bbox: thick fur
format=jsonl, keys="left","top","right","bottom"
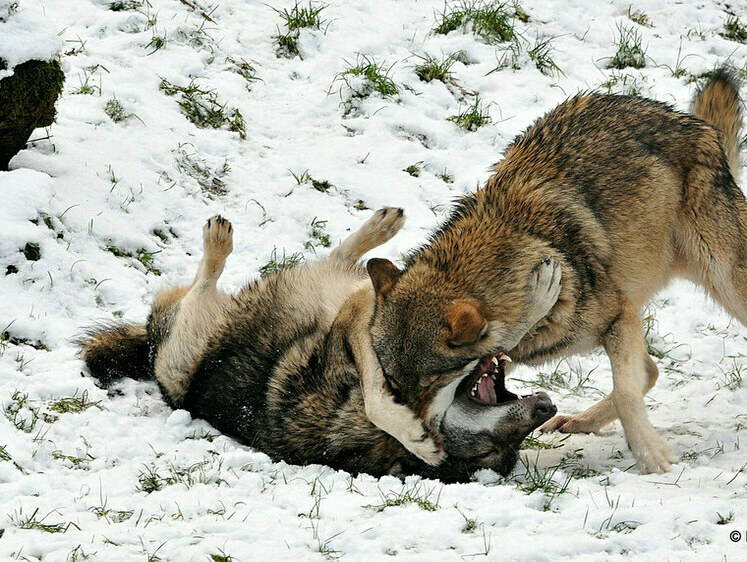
{"left": 367, "top": 70, "right": 746, "bottom": 474}
{"left": 81, "top": 209, "right": 552, "bottom": 482}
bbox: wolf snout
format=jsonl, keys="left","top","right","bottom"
{"left": 529, "top": 392, "right": 556, "bottom": 422}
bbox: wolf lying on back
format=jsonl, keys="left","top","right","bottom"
{"left": 364, "top": 70, "right": 746, "bottom": 474}
{"left": 81, "top": 209, "right": 557, "bottom": 482}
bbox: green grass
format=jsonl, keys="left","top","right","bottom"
{"left": 145, "top": 29, "right": 168, "bottom": 54}
{"left": 104, "top": 97, "right": 131, "bottom": 122}
{"left": 3, "top": 391, "right": 40, "bottom": 433}
{"left": 433, "top": 0, "right": 524, "bottom": 44}
{"left": 719, "top": 361, "right": 744, "bottom": 391}
{"left": 272, "top": 1, "right": 328, "bottom": 57}
{"left": 48, "top": 390, "right": 102, "bottom": 414}
{"left": 105, "top": 245, "right": 162, "bottom": 275}
{"left": 722, "top": 15, "right": 747, "bottom": 43}
{"left": 227, "top": 56, "right": 261, "bottom": 85}
{"left": 259, "top": 248, "right": 305, "bottom": 278}
{"left": 528, "top": 36, "right": 563, "bottom": 77}
{"left": 716, "top": 511, "right": 734, "bottom": 525}
{"left": 404, "top": 161, "right": 423, "bottom": 177}
{"left": 304, "top": 217, "right": 331, "bottom": 251}
{"left": 448, "top": 96, "right": 491, "bottom": 130}
{"left": 511, "top": 453, "right": 572, "bottom": 511}
{"left": 173, "top": 144, "right": 230, "bottom": 197}
{"left": 600, "top": 71, "right": 647, "bottom": 97}
{"left": 109, "top": 0, "right": 142, "bottom": 10}
{"left": 288, "top": 169, "right": 334, "bottom": 192}
{"left": 159, "top": 79, "right": 246, "bottom": 139}
{"left": 8, "top": 507, "right": 79, "bottom": 534}
{"left": 335, "top": 55, "right": 399, "bottom": 104}
{"left": 607, "top": 23, "right": 646, "bottom": 69}
{"left": 413, "top": 53, "right": 457, "bottom": 83}
{"left": 366, "top": 482, "right": 441, "bottom": 512}
{"left": 627, "top": 6, "right": 650, "bottom": 27}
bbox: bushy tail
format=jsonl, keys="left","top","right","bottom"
{"left": 691, "top": 67, "right": 742, "bottom": 182}
{"left": 79, "top": 323, "right": 151, "bottom": 386}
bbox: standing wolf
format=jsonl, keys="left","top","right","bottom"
{"left": 365, "top": 69, "right": 745, "bottom": 474}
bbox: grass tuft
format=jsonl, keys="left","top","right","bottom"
{"left": 366, "top": 482, "right": 441, "bottom": 512}
{"left": 448, "top": 96, "right": 492, "bottom": 130}
{"left": 433, "top": 0, "right": 524, "bottom": 44}
{"left": 272, "top": 1, "right": 328, "bottom": 58}
{"left": 334, "top": 55, "right": 399, "bottom": 108}
{"left": 304, "top": 218, "right": 331, "bottom": 251}
{"left": 722, "top": 15, "right": 747, "bottom": 43}
{"left": 626, "top": 6, "right": 650, "bottom": 27}
{"left": 413, "top": 53, "right": 457, "bottom": 83}
{"left": 48, "top": 390, "right": 102, "bottom": 414}
{"left": 159, "top": 79, "right": 246, "bottom": 139}
{"left": 260, "top": 248, "right": 305, "bottom": 278}
{"left": 109, "top": 0, "right": 142, "bottom": 10}
{"left": 607, "top": 23, "right": 646, "bottom": 69}
{"left": 8, "top": 507, "right": 80, "bottom": 534}
{"left": 104, "top": 97, "right": 131, "bottom": 122}
{"left": 404, "top": 161, "right": 423, "bottom": 177}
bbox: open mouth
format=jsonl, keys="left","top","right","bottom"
{"left": 461, "top": 351, "right": 519, "bottom": 406}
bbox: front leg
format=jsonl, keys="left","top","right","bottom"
{"left": 495, "top": 257, "right": 562, "bottom": 350}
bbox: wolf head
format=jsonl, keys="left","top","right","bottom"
{"left": 366, "top": 250, "right": 556, "bottom": 472}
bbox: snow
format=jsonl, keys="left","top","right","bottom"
{"left": 0, "top": 1, "right": 63, "bottom": 78}
{"left": 0, "top": 0, "right": 746, "bottom": 560}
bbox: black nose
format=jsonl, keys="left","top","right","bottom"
{"left": 533, "top": 396, "right": 556, "bottom": 421}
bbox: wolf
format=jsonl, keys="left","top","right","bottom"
{"left": 81, "top": 209, "right": 557, "bottom": 482}
{"left": 364, "top": 69, "right": 745, "bottom": 474}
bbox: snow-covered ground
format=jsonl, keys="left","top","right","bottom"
{"left": 1, "top": 0, "right": 746, "bottom": 559}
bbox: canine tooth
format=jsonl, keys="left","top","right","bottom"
{"left": 491, "top": 357, "right": 500, "bottom": 367}
{"left": 498, "top": 352, "right": 512, "bottom": 363}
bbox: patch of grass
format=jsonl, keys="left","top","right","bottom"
{"left": 448, "top": 95, "right": 492, "bottom": 130}
{"left": 528, "top": 36, "right": 563, "bottom": 77}
{"left": 89, "top": 502, "right": 134, "bottom": 523}
{"left": 304, "top": 217, "right": 331, "bottom": 251}
{"left": 137, "top": 465, "right": 176, "bottom": 493}
{"left": 600, "top": 70, "right": 647, "bottom": 96}
{"left": 210, "top": 550, "right": 236, "bottom": 562}
{"left": 437, "top": 169, "right": 454, "bottom": 183}
{"left": 259, "top": 247, "right": 305, "bottom": 278}
{"left": 104, "top": 97, "right": 131, "bottom": 122}
{"left": 145, "top": 29, "right": 168, "bottom": 54}
{"left": 109, "top": 0, "right": 142, "bottom": 10}
{"left": 227, "top": 56, "right": 261, "bottom": 86}
{"left": 512, "top": 453, "right": 571, "bottom": 510}
{"left": 334, "top": 55, "right": 399, "bottom": 106}
{"left": 48, "top": 390, "right": 102, "bottom": 414}
{"left": 433, "top": 0, "right": 523, "bottom": 44}
{"left": 272, "top": 1, "right": 328, "bottom": 58}
{"left": 3, "top": 391, "right": 40, "bottom": 433}
{"left": 289, "top": 169, "right": 334, "bottom": 193}
{"left": 607, "top": 23, "right": 646, "bottom": 69}
{"left": 517, "top": 363, "right": 594, "bottom": 395}
{"left": 716, "top": 511, "right": 734, "bottom": 525}
{"left": 718, "top": 361, "right": 744, "bottom": 391}
{"left": 366, "top": 482, "right": 441, "bottom": 512}
{"left": 521, "top": 433, "right": 568, "bottom": 450}
{"left": 413, "top": 53, "right": 457, "bottom": 83}
{"left": 22, "top": 242, "right": 41, "bottom": 261}
{"left": 105, "top": 245, "right": 162, "bottom": 275}
{"left": 72, "top": 66, "right": 104, "bottom": 95}
{"left": 404, "top": 161, "right": 423, "bottom": 177}
{"left": 627, "top": 6, "right": 650, "bottom": 27}
{"left": 173, "top": 144, "right": 230, "bottom": 197}
{"left": 8, "top": 507, "right": 79, "bottom": 534}
{"left": 722, "top": 15, "right": 747, "bottom": 43}
{"left": 159, "top": 79, "right": 246, "bottom": 139}
{"left": 52, "top": 449, "right": 95, "bottom": 468}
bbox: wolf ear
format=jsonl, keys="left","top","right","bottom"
{"left": 445, "top": 299, "right": 487, "bottom": 346}
{"left": 367, "top": 258, "right": 402, "bottom": 299}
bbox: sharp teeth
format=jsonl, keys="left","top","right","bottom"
{"left": 491, "top": 357, "right": 499, "bottom": 367}
{"left": 471, "top": 384, "right": 478, "bottom": 396}
{"left": 498, "top": 352, "right": 512, "bottom": 363}
{"left": 490, "top": 374, "right": 496, "bottom": 381}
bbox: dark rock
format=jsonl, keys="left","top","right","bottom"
{"left": 0, "top": 58, "right": 65, "bottom": 170}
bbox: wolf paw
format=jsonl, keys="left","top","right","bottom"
{"left": 628, "top": 432, "right": 677, "bottom": 474}
{"left": 540, "top": 414, "right": 601, "bottom": 434}
{"left": 526, "top": 257, "right": 561, "bottom": 326}
{"left": 363, "top": 207, "right": 405, "bottom": 246}
{"left": 203, "top": 215, "right": 233, "bottom": 259}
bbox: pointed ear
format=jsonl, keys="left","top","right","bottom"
{"left": 445, "top": 299, "right": 487, "bottom": 346}
{"left": 366, "top": 258, "right": 402, "bottom": 299}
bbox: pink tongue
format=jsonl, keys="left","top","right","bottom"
{"left": 477, "top": 375, "right": 497, "bottom": 404}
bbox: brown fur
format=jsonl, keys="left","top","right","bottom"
{"left": 367, "top": 69, "right": 746, "bottom": 474}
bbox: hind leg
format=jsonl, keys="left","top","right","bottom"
{"left": 151, "top": 216, "right": 233, "bottom": 406}
{"left": 540, "top": 354, "right": 659, "bottom": 434}
{"left": 330, "top": 207, "right": 405, "bottom": 263}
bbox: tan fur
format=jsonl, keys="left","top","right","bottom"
{"left": 367, "top": 70, "right": 746, "bottom": 474}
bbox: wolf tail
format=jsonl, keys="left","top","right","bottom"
{"left": 691, "top": 67, "right": 742, "bottom": 182}
{"left": 79, "top": 323, "right": 151, "bottom": 386}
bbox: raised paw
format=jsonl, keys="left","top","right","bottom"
{"left": 526, "top": 257, "right": 562, "bottom": 326}
{"left": 362, "top": 207, "right": 405, "bottom": 246}
{"left": 203, "top": 215, "right": 233, "bottom": 260}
